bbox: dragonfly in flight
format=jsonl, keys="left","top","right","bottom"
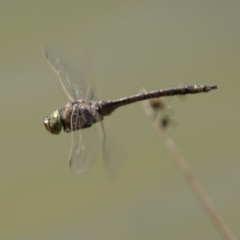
{"left": 43, "top": 47, "right": 217, "bottom": 174}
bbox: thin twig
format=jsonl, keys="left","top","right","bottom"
{"left": 142, "top": 91, "right": 237, "bottom": 240}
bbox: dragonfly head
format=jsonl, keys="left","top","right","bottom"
{"left": 43, "top": 110, "right": 62, "bottom": 134}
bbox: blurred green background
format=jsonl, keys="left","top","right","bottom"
{"left": 0, "top": 1, "right": 239, "bottom": 239}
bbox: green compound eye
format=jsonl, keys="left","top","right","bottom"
{"left": 43, "top": 110, "right": 62, "bottom": 134}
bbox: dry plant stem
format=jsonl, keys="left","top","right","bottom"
{"left": 142, "top": 97, "right": 237, "bottom": 240}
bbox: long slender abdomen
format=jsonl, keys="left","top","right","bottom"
{"left": 100, "top": 85, "right": 217, "bottom": 116}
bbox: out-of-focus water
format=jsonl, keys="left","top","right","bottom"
{"left": 0, "top": 1, "right": 240, "bottom": 239}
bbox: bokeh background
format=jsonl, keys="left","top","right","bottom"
{"left": 0, "top": 1, "right": 239, "bottom": 239}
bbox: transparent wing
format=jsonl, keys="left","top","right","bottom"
{"left": 44, "top": 46, "right": 94, "bottom": 101}
{"left": 68, "top": 117, "right": 123, "bottom": 176}
{"left": 99, "top": 122, "right": 125, "bottom": 178}
{"left": 68, "top": 110, "right": 100, "bottom": 175}
{"left": 69, "top": 127, "right": 100, "bottom": 175}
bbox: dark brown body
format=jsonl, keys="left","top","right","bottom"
{"left": 59, "top": 85, "right": 217, "bottom": 132}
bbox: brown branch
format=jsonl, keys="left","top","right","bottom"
{"left": 142, "top": 92, "right": 237, "bottom": 240}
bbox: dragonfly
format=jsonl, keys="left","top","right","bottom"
{"left": 43, "top": 47, "right": 217, "bottom": 174}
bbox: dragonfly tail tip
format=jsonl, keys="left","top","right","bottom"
{"left": 204, "top": 85, "right": 218, "bottom": 92}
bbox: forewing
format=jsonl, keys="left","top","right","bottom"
{"left": 68, "top": 111, "right": 100, "bottom": 175}
{"left": 68, "top": 127, "right": 100, "bottom": 175}
{"left": 45, "top": 47, "right": 93, "bottom": 101}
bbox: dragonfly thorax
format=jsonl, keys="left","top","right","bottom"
{"left": 59, "top": 100, "right": 104, "bottom": 133}
{"left": 44, "top": 110, "right": 62, "bottom": 134}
